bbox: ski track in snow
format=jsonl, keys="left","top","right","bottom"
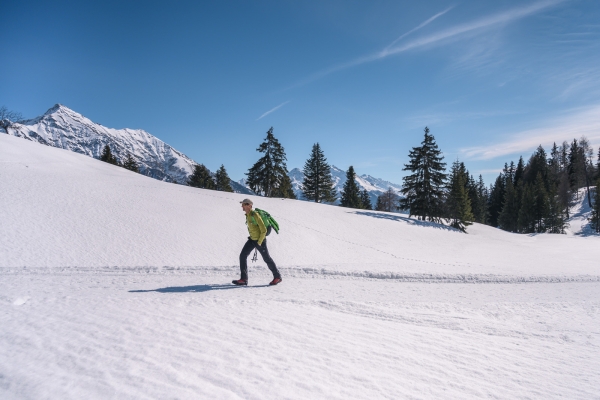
{"left": 1, "top": 134, "right": 599, "bottom": 399}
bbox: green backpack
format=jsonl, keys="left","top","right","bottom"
{"left": 251, "top": 208, "right": 280, "bottom": 235}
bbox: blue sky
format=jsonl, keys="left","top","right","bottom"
{"left": 2, "top": 0, "right": 600, "bottom": 185}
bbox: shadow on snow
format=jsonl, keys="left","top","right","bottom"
{"left": 353, "top": 211, "right": 459, "bottom": 232}
{"left": 129, "top": 284, "right": 269, "bottom": 293}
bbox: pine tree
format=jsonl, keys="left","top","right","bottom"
{"left": 246, "top": 127, "right": 293, "bottom": 198}
{"left": 589, "top": 177, "right": 600, "bottom": 233}
{"left": 499, "top": 178, "right": 519, "bottom": 232}
{"left": 340, "top": 166, "right": 362, "bottom": 208}
{"left": 476, "top": 175, "right": 489, "bottom": 224}
{"left": 302, "top": 143, "right": 337, "bottom": 203}
{"left": 123, "top": 153, "right": 139, "bottom": 173}
{"left": 400, "top": 127, "right": 447, "bottom": 222}
{"left": 188, "top": 164, "right": 215, "bottom": 189}
{"left": 100, "top": 144, "right": 118, "bottom": 165}
{"left": 533, "top": 172, "right": 549, "bottom": 233}
{"left": 445, "top": 160, "right": 474, "bottom": 232}
{"left": 546, "top": 185, "right": 568, "bottom": 234}
{"left": 272, "top": 174, "right": 297, "bottom": 199}
{"left": 568, "top": 139, "right": 583, "bottom": 195}
{"left": 360, "top": 189, "right": 373, "bottom": 210}
{"left": 488, "top": 174, "right": 505, "bottom": 227}
{"left": 514, "top": 156, "right": 525, "bottom": 186}
{"left": 518, "top": 184, "right": 536, "bottom": 233}
{"left": 215, "top": 164, "right": 234, "bottom": 192}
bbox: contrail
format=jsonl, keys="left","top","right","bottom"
{"left": 257, "top": 101, "right": 291, "bottom": 121}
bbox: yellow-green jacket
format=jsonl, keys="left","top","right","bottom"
{"left": 246, "top": 210, "right": 267, "bottom": 245}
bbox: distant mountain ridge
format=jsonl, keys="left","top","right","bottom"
{"left": 3, "top": 104, "right": 252, "bottom": 194}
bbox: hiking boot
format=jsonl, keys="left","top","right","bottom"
{"left": 269, "top": 277, "right": 282, "bottom": 286}
{"left": 232, "top": 279, "right": 247, "bottom": 286}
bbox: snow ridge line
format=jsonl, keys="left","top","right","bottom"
{"left": 2, "top": 266, "right": 599, "bottom": 283}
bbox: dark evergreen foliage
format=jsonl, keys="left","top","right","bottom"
{"left": 340, "top": 166, "right": 362, "bottom": 208}
{"left": 360, "top": 189, "right": 373, "bottom": 210}
{"left": 589, "top": 178, "right": 600, "bottom": 233}
{"left": 487, "top": 174, "right": 505, "bottom": 227}
{"left": 123, "top": 153, "right": 139, "bottom": 173}
{"left": 246, "top": 127, "right": 294, "bottom": 198}
{"left": 100, "top": 144, "right": 119, "bottom": 165}
{"left": 188, "top": 164, "right": 215, "bottom": 189}
{"left": 445, "top": 160, "right": 474, "bottom": 232}
{"left": 475, "top": 175, "right": 489, "bottom": 224}
{"left": 498, "top": 179, "right": 519, "bottom": 232}
{"left": 215, "top": 165, "right": 234, "bottom": 192}
{"left": 302, "top": 143, "right": 337, "bottom": 203}
{"left": 517, "top": 184, "right": 536, "bottom": 233}
{"left": 400, "top": 127, "right": 447, "bottom": 222}
{"left": 532, "top": 173, "right": 549, "bottom": 232}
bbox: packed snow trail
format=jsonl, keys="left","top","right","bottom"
{"left": 2, "top": 274, "right": 599, "bottom": 399}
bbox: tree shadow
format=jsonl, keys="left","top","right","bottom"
{"left": 129, "top": 284, "right": 269, "bottom": 293}
{"left": 352, "top": 211, "right": 459, "bottom": 232}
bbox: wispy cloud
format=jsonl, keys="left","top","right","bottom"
{"left": 257, "top": 101, "right": 290, "bottom": 120}
{"left": 290, "top": 0, "right": 562, "bottom": 88}
{"left": 461, "top": 104, "right": 600, "bottom": 160}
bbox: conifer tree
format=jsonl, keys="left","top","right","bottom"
{"left": 488, "top": 174, "right": 505, "bottom": 227}
{"left": 523, "top": 146, "right": 548, "bottom": 188}
{"left": 272, "top": 174, "right": 297, "bottom": 199}
{"left": 188, "top": 164, "right": 215, "bottom": 189}
{"left": 533, "top": 173, "right": 549, "bottom": 233}
{"left": 546, "top": 185, "right": 568, "bottom": 234}
{"left": 518, "top": 184, "right": 536, "bottom": 233}
{"left": 476, "top": 175, "right": 489, "bottom": 224}
{"left": 302, "top": 143, "right": 337, "bottom": 203}
{"left": 340, "top": 166, "right": 362, "bottom": 208}
{"left": 122, "top": 153, "right": 139, "bottom": 173}
{"left": 360, "top": 189, "right": 373, "bottom": 210}
{"left": 246, "top": 127, "right": 293, "bottom": 198}
{"left": 514, "top": 156, "right": 525, "bottom": 186}
{"left": 215, "top": 164, "right": 234, "bottom": 192}
{"left": 100, "top": 144, "right": 118, "bottom": 165}
{"left": 589, "top": 177, "right": 600, "bottom": 233}
{"left": 400, "top": 127, "right": 447, "bottom": 222}
{"left": 499, "top": 179, "right": 519, "bottom": 232}
{"left": 445, "top": 160, "right": 474, "bottom": 232}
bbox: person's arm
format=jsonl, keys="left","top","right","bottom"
{"left": 255, "top": 211, "right": 267, "bottom": 245}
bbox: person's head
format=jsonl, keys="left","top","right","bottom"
{"left": 240, "top": 199, "right": 253, "bottom": 214}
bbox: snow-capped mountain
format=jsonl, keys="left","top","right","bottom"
{"left": 3, "top": 104, "right": 252, "bottom": 193}
{"left": 289, "top": 165, "right": 402, "bottom": 205}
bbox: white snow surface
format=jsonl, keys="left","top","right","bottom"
{"left": 1, "top": 134, "right": 599, "bottom": 399}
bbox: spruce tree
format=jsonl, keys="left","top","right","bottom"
{"left": 215, "top": 165, "right": 234, "bottom": 192}
{"left": 514, "top": 156, "right": 525, "bottom": 186}
{"left": 188, "top": 164, "right": 215, "bottom": 189}
{"left": 546, "top": 185, "right": 568, "bottom": 234}
{"left": 360, "top": 189, "right": 373, "bottom": 210}
{"left": 246, "top": 127, "right": 293, "bottom": 198}
{"left": 302, "top": 143, "right": 337, "bottom": 203}
{"left": 272, "top": 174, "right": 297, "bottom": 199}
{"left": 100, "top": 144, "right": 118, "bottom": 165}
{"left": 476, "top": 175, "right": 489, "bottom": 224}
{"left": 533, "top": 172, "right": 549, "bottom": 233}
{"left": 340, "top": 166, "right": 362, "bottom": 208}
{"left": 123, "top": 153, "right": 139, "bottom": 173}
{"left": 488, "top": 174, "right": 505, "bottom": 227}
{"left": 400, "top": 127, "right": 447, "bottom": 222}
{"left": 589, "top": 177, "right": 600, "bottom": 233}
{"left": 498, "top": 179, "right": 519, "bottom": 232}
{"left": 445, "top": 160, "right": 474, "bottom": 232}
{"left": 518, "top": 184, "right": 536, "bottom": 233}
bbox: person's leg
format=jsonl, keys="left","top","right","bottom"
{"left": 239, "top": 239, "right": 255, "bottom": 280}
{"left": 256, "top": 239, "right": 281, "bottom": 279}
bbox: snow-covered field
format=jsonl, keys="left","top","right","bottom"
{"left": 1, "top": 134, "right": 599, "bottom": 399}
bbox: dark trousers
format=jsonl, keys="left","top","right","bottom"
{"left": 239, "top": 238, "right": 280, "bottom": 280}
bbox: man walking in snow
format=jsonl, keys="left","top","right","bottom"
{"left": 232, "top": 199, "right": 282, "bottom": 286}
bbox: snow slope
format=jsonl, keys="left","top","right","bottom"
{"left": 1, "top": 134, "right": 599, "bottom": 399}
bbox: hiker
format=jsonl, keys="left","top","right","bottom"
{"left": 232, "top": 199, "right": 282, "bottom": 286}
